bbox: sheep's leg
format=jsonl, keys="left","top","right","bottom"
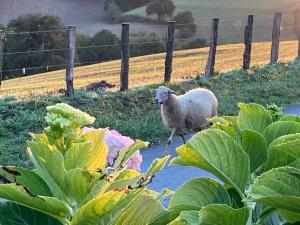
{"left": 164, "top": 128, "right": 177, "bottom": 155}
{"left": 180, "top": 134, "right": 186, "bottom": 144}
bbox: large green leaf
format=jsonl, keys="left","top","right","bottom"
{"left": 237, "top": 103, "right": 273, "bottom": 133}
{"left": 64, "top": 130, "right": 108, "bottom": 171}
{"left": 241, "top": 130, "right": 267, "bottom": 172}
{"left": 111, "top": 193, "right": 166, "bottom": 225}
{"left": 198, "top": 204, "right": 249, "bottom": 225}
{"left": 0, "top": 202, "right": 61, "bottom": 225}
{"left": 27, "top": 141, "right": 67, "bottom": 200}
{"left": 0, "top": 166, "right": 52, "bottom": 196}
{"left": 248, "top": 167, "right": 300, "bottom": 218}
{"left": 65, "top": 168, "right": 94, "bottom": 206}
{"left": 171, "top": 129, "right": 250, "bottom": 197}
{"left": 71, "top": 190, "right": 138, "bottom": 225}
{"left": 263, "top": 121, "right": 300, "bottom": 146}
{"left": 0, "top": 184, "right": 70, "bottom": 224}
{"left": 266, "top": 134, "right": 300, "bottom": 169}
{"left": 279, "top": 115, "right": 300, "bottom": 123}
{"left": 169, "top": 178, "right": 231, "bottom": 212}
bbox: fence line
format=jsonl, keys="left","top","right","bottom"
{"left": 0, "top": 11, "right": 300, "bottom": 96}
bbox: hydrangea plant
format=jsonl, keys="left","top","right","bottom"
{"left": 0, "top": 103, "right": 170, "bottom": 225}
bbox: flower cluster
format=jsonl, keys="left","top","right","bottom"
{"left": 83, "top": 127, "right": 142, "bottom": 171}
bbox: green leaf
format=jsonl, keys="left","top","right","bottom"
{"left": 0, "top": 184, "right": 70, "bottom": 224}
{"left": 171, "top": 129, "right": 250, "bottom": 196}
{"left": 263, "top": 121, "right": 300, "bottom": 146}
{"left": 65, "top": 168, "right": 94, "bottom": 205}
{"left": 238, "top": 103, "right": 273, "bottom": 133}
{"left": 241, "top": 130, "right": 267, "bottom": 172}
{"left": 212, "top": 123, "right": 237, "bottom": 139}
{"left": 71, "top": 190, "right": 135, "bottom": 225}
{"left": 27, "top": 141, "right": 67, "bottom": 200}
{"left": 279, "top": 115, "right": 300, "bottom": 123}
{"left": 0, "top": 202, "right": 61, "bottom": 225}
{"left": 266, "top": 134, "right": 300, "bottom": 169}
{"left": 113, "top": 140, "right": 148, "bottom": 170}
{"left": 248, "top": 167, "right": 300, "bottom": 217}
{"left": 199, "top": 204, "right": 249, "bottom": 225}
{"left": 170, "top": 211, "right": 200, "bottom": 225}
{"left": 0, "top": 166, "right": 52, "bottom": 196}
{"left": 169, "top": 178, "right": 231, "bottom": 212}
{"left": 112, "top": 193, "right": 166, "bottom": 225}
{"left": 146, "top": 155, "right": 171, "bottom": 176}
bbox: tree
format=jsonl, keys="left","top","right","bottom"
{"left": 146, "top": 0, "right": 176, "bottom": 22}
{"left": 105, "top": 2, "right": 123, "bottom": 20}
{"left": 173, "top": 11, "right": 197, "bottom": 38}
{"left": 3, "top": 14, "right": 66, "bottom": 78}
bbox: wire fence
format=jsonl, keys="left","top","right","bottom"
{"left": 0, "top": 11, "right": 299, "bottom": 97}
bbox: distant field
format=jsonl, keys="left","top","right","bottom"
{"left": 125, "top": 0, "right": 300, "bottom": 42}
{"left": 0, "top": 40, "right": 298, "bottom": 98}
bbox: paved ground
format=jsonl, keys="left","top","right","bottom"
{"left": 140, "top": 104, "right": 300, "bottom": 205}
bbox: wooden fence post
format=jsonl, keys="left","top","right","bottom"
{"left": 243, "top": 15, "right": 254, "bottom": 70}
{"left": 270, "top": 13, "right": 282, "bottom": 64}
{"left": 66, "top": 25, "right": 76, "bottom": 97}
{"left": 295, "top": 8, "right": 300, "bottom": 58}
{"left": 164, "top": 21, "right": 176, "bottom": 83}
{"left": 0, "top": 31, "right": 5, "bottom": 87}
{"left": 205, "top": 18, "right": 219, "bottom": 77}
{"left": 120, "top": 23, "right": 130, "bottom": 92}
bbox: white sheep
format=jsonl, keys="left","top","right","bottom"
{"left": 155, "top": 86, "right": 218, "bottom": 148}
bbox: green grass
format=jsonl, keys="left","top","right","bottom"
{"left": 1, "top": 61, "right": 300, "bottom": 167}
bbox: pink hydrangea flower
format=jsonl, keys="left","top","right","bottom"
{"left": 83, "top": 127, "right": 142, "bottom": 171}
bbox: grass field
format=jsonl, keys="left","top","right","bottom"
{"left": 0, "top": 40, "right": 298, "bottom": 98}
{"left": 1, "top": 61, "right": 300, "bottom": 167}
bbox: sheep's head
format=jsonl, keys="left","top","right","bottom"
{"left": 154, "top": 86, "right": 175, "bottom": 104}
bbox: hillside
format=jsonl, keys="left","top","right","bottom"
{"left": 0, "top": 40, "right": 298, "bottom": 98}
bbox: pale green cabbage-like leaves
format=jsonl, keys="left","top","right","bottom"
{"left": 248, "top": 167, "right": 300, "bottom": 222}
{"left": 266, "top": 134, "right": 300, "bottom": 169}
{"left": 171, "top": 129, "right": 250, "bottom": 197}
{"left": 238, "top": 103, "right": 273, "bottom": 133}
{"left": 241, "top": 129, "right": 267, "bottom": 172}
{"left": 198, "top": 204, "right": 249, "bottom": 225}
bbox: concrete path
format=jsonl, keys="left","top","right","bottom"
{"left": 140, "top": 104, "right": 300, "bottom": 205}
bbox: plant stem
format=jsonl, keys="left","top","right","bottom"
{"left": 257, "top": 207, "right": 276, "bottom": 224}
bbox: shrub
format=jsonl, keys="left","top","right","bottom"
{"left": 0, "top": 103, "right": 170, "bottom": 225}
{"left": 130, "top": 32, "right": 165, "bottom": 57}
{"left": 150, "top": 103, "right": 300, "bottom": 225}
{"left": 105, "top": 2, "right": 123, "bottom": 20}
